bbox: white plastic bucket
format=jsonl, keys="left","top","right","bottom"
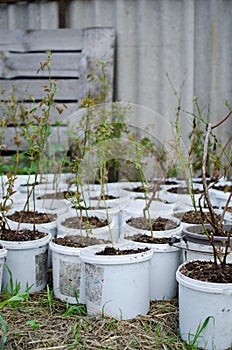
{"left": 7, "top": 205, "right": 58, "bottom": 239}
{"left": 122, "top": 198, "right": 174, "bottom": 221}
{"left": 176, "top": 262, "right": 232, "bottom": 350}
{"left": 57, "top": 210, "right": 116, "bottom": 243}
{"left": 6, "top": 206, "right": 58, "bottom": 268}
{"left": 74, "top": 201, "right": 125, "bottom": 242}
{"left": 82, "top": 189, "right": 130, "bottom": 209}
{"left": 49, "top": 240, "right": 85, "bottom": 304}
{"left": 121, "top": 214, "right": 183, "bottom": 239}
{"left": 121, "top": 238, "right": 181, "bottom": 300}
{"left": 181, "top": 240, "right": 232, "bottom": 263}
{"left": 79, "top": 242, "right": 153, "bottom": 320}
{"left": 1, "top": 231, "right": 51, "bottom": 292}
{"left": 0, "top": 245, "right": 7, "bottom": 292}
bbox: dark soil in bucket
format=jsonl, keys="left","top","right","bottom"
{"left": 7, "top": 210, "right": 57, "bottom": 224}
{"left": 37, "top": 191, "right": 76, "bottom": 200}
{"left": 20, "top": 181, "right": 40, "bottom": 187}
{"left": 180, "top": 260, "right": 232, "bottom": 283}
{"left": 126, "top": 216, "right": 179, "bottom": 231}
{"left": 174, "top": 210, "right": 222, "bottom": 224}
{"left": 95, "top": 246, "right": 150, "bottom": 255}
{"left": 212, "top": 184, "right": 232, "bottom": 192}
{"left": 126, "top": 234, "right": 171, "bottom": 244}
{"left": 163, "top": 180, "right": 179, "bottom": 185}
{"left": 0, "top": 228, "right": 46, "bottom": 241}
{"left": 61, "top": 216, "right": 108, "bottom": 229}
{"left": 123, "top": 184, "right": 161, "bottom": 193}
{"left": 53, "top": 235, "right": 109, "bottom": 248}
{"left": 71, "top": 205, "right": 107, "bottom": 210}
{"left": 167, "top": 186, "right": 202, "bottom": 194}
{"left": 89, "top": 194, "right": 119, "bottom": 200}
{"left": 194, "top": 228, "right": 231, "bottom": 238}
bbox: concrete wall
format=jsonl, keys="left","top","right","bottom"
{"left": 0, "top": 0, "right": 231, "bottom": 143}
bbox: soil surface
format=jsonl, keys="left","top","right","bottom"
{"left": 0, "top": 228, "right": 46, "bottom": 241}
{"left": 96, "top": 246, "right": 150, "bottom": 255}
{"left": 163, "top": 180, "right": 179, "bottom": 185}
{"left": 126, "top": 216, "right": 179, "bottom": 231}
{"left": 61, "top": 215, "right": 108, "bottom": 229}
{"left": 190, "top": 228, "right": 231, "bottom": 238}
{"left": 7, "top": 210, "right": 57, "bottom": 224}
{"left": 180, "top": 260, "right": 232, "bottom": 283}
{"left": 37, "top": 191, "right": 76, "bottom": 200}
{"left": 167, "top": 186, "right": 202, "bottom": 194}
{"left": 212, "top": 184, "right": 232, "bottom": 192}
{"left": 174, "top": 210, "right": 222, "bottom": 224}
{"left": 20, "top": 182, "right": 40, "bottom": 187}
{"left": 89, "top": 194, "right": 119, "bottom": 200}
{"left": 53, "top": 235, "right": 109, "bottom": 248}
{"left": 126, "top": 234, "right": 172, "bottom": 244}
{"left": 123, "top": 182, "right": 163, "bottom": 192}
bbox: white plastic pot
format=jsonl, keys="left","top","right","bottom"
{"left": 121, "top": 214, "right": 183, "bottom": 239}
{"left": 79, "top": 242, "right": 153, "bottom": 320}
{"left": 122, "top": 198, "right": 174, "bottom": 222}
{"left": 7, "top": 204, "right": 58, "bottom": 239}
{"left": 209, "top": 182, "right": 232, "bottom": 209}
{"left": 75, "top": 199, "right": 127, "bottom": 242}
{"left": 181, "top": 224, "right": 232, "bottom": 263}
{"left": 49, "top": 240, "right": 85, "bottom": 304}
{"left": 181, "top": 240, "right": 232, "bottom": 263}
{"left": 122, "top": 237, "right": 181, "bottom": 300}
{"left": 0, "top": 230, "right": 51, "bottom": 292}
{"left": 57, "top": 210, "right": 116, "bottom": 243}
{"left": 176, "top": 261, "right": 232, "bottom": 350}
{"left": 0, "top": 245, "right": 7, "bottom": 292}
{"left": 164, "top": 183, "right": 204, "bottom": 210}
{"left": 6, "top": 205, "right": 58, "bottom": 268}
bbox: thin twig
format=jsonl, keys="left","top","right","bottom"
{"left": 202, "top": 123, "right": 218, "bottom": 232}
{"left": 211, "top": 109, "right": 232, "bottom": 129}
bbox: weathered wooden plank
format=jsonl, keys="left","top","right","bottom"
{"left": 0, "top": 79, "right": 80, "bottom": 101}
{"left": 0, "top": 27, "right": 115, "bottom": 156}
{"left": 1, "top": 125, "right": 69, "bottom": 151}
{"left": 0, "top": 52, "right": 81, "bottom": 78}
{"left": 0, "top": 102, "right": 79, "bottom": 125}
{"left": 0, "top": 29, "right": 83, "bottom": 52}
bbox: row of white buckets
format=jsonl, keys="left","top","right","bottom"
{"left": 49, "top": 238, "right": 182, "bottom": 320}
{"left": 1, "top": 227, "right": 231, "bottom": 347}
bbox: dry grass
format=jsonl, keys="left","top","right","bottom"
{"left": 1, "top": 287, "right": 188, "bottom": 350}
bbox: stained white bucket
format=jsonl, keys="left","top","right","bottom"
{"left": 79, "top": 242, "right": 153, "bottom": 320}
{"left": 49, "top": 240, "right": 85, "bottom": 304}
{"left": 176, "top": 262, "right": 232, "bottom": 350}
{"left": 1, "top": 231, "right": 51, "bottom": 292}
{"left": 0, "top": 245, "right": 7, "bottom": 292}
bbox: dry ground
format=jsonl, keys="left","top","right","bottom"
{"left": 1, "top": 288, "right": 188, "bottom": 350}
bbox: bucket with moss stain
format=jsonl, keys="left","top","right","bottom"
{"left": 79, "top": 241, "right": 153, "bottom": 320}
{"left": 0, "top": 229, "right": 51, "bottom": 292}
{"left": 0, "top": 245, "right": 7, "bottom": 291}
{"left": 49, "top": 240, "right": 85, "bottom": 304}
